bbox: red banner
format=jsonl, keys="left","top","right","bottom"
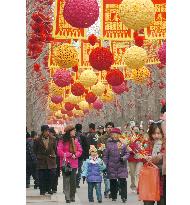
{"left": 100, "top": 0, "right": 133, "bottom": 41}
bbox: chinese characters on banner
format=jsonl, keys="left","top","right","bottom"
{"left": 111, "top": 41, "right": 132, "bottom": 67}
{"left": 144, "top": 0, "right": 166, "bottom": 39}
{"left": 100, "top": 0, "right": 133, "bottom": 41}
{"left": 79, "top": 40, "right": 101, "bottom": 68}
{"left": 52, "top": 0, "right": 86, "bottom": 39}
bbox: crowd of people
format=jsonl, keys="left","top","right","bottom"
{"left": 26, "top": 105, "right": 166, "bottom": 204}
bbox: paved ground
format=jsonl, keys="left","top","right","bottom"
{"left": 26, "top": 177, "right": 143, "bottom": 205}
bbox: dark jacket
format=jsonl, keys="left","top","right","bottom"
{"left": 33, "top": 135, "right": 57, "bottom": 170}
{"left": 103, "top": 138, "right": 130, "bottom": 179}
{"left": 26, "top": 138, "right": 37, "bottom": 166}
{"left": 76, "top": 131, "right": 89, "bottom": 160}
{"left": 85, "top": 132, "right": 98, "bottom": 149}
{"left": 97, "top": 132, "right": 110, "bottom": 146}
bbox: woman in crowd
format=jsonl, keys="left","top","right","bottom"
{"left": 57, "top": 125, "right": 82, "bottom": 203}
{"left": 144, "top": 122, "right": 165, "bottom": 205}
{"left": 103, "top": 128, "right": 130, "bottom": 203}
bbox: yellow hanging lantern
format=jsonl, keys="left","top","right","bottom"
{"left": 53, "top": 44, "right": 78, "bottom": 68}
{"left": 54, "top": 110, "right": 63, "bottom": 119}
{"left": 73, "top": 109, "right": 84, "bottom": 116}
{"left": 91, "top": 82, "right": 106, "bottom": 96}
{"left": 124, "top": 46, "right": 147, "bottom": 69}
{"left": 79, "top": 101, "right": 89, "bottom": 110}
{"left": 119, "top": 0, "right": 155, "bottom": 31}
{"left": 79, "top": 69, "right": 98, "bottom": 88}
{"left": 131, "top": 66, "right": 151, "bottom": 84}
{"left": 50, "top": 83, "right": 64, "bottom": 96}
{"left": 64, "top": 94, "right": 81, "bottom": 104}
{"left": 49, "top": 102, "right": 62, "bottom": 112}
{"left": 100, "top": 90, "right": 114, "bottom": 103}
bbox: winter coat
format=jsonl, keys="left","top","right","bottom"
{"left": 33, "top": 136, "right": 57, "bottom": 170}
{"left": 103, "top": 138, "right": 130, "bottom": 179}
{"left": 81, "top": 157, "right": 106, "bottom": 182}
{"left": 76, "top": 131, "right": 89, "bottom": 160}
{"left": 26, "top": 138, "right": 37, "bottom": 166}
{"left": 57, "top": 138, "right": 82, "bottom": 169}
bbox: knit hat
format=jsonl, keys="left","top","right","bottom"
{"left": 64, "top": 125, "right": 75, "bottom": 133}
{"left": 110, "top": 128, "right": 122, "bottom": 135}
{"left": 89, "top": 145, "right": 97, "bottom": 154}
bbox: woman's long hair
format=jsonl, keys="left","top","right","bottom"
{"left": 148, "top": 122, "right": 164, "bottom": 142}
{"left": 62, "top": 131, "right": 76, "bottom": 154}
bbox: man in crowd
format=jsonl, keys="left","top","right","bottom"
{"left": 85, "top": 123, "right": 98, "bottom": 148}
{"left": 33, "top": 125, "right": 57, "bottom": 195}
{"left": 26, "top": 131, "right": 39, "bottom": 189}
{"left": 75, "top": 124, "right": 89, "bottom": 188}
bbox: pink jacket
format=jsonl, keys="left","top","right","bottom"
{"left": 57, "top": 139, "right": 82, "bottom": 169}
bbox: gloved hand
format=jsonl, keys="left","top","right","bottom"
{"left": 103, "top": 169, "right": 107, "bottom": 176}
{"left": 83, "top": 176, "right": 86, "bottom": 184}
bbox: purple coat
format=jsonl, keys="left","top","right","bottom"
{"left": 103, "top": 138, "right": 130, "bottom": 179}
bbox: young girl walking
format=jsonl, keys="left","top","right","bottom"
{"left": 81, "top": 145, "right": 106, "bottom": 203}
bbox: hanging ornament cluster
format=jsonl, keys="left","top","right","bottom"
{"left": 79, "top": 69, "right": 98, "bottom": 87}
{"left": 50, "top": 83, "right": 64, "bottom": 96}
{"left": 124, "top": 46, "right": 147, "bottom": 69}
{"left": 89, "top": 47, "right": 114, "bottom": 71}
{"left": 53, "top": 69, "right": 72, "bottom": 87}
{"left": 112, "top": 82, "right": 128, "bottom": 95}
{"left": 119, "top": 0, "right": 155, "bottom": 31}
{"left": 71, "top": 83, "right": 85, "bottom": 96}
{"left": 158, "top": 42, "right": 166, "bottom": 66}
{"left": 49, "top": 102, "right": 62, "bottom": 112}
{"left": 85, "top": 92, "right": 97, "bottom": 103}
{"left": 65, "top": 102, "right": 75, "bottom": 111}
{"left": 65, "top": 94, "right": 81, "bottom": 104}
{"left": 100, "top": 90, "right": 114, "bottom": 103}
{"left": 131, "top": 67, "right": 151, "bottom": 84}
{"left": 63, "top": 0, "right": 99, "bottom": 28}
{"left": 91, "top": 82, "right": 106, "bottom": 96}
{"left": 88, "top": 34, "right": 98, "bottom": 46}
{"left": 106, "top": 69, "right": 124, "bottom": 86}
{"left": 51, "top": 95, "right": 63, "bottom": 104}
{"left": 54, "top": 110, "right": 63, "bottom": 119}
{"left": 79, "top": 101, "right": 90, "bottom": 110}
{"left": 93, "top": 99, "right": 103, "bottom": 110}
{"left": 54, "top": 44, "right": 78, "bottom": 68}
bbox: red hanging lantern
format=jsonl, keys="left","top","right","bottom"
{"left": 89, "top": 47, "right": 114, "bottom": 71}
{"left": 106, "top": 69, "right": 124, "bottom": 86}
{"left": 85, "top": 92, "right": 97, "bottom": 103}
{"left": 53, "top": 69, "right": 72, "bottom": 87}
{"left": 65, "top": 102, "right": 75, "bottom": 111}
{"left": 51, "top": 95, "right": 63, "bottom": 104}
{"left": 88, "top": 34, "right": 97, "bottom": 46}
{"left": 71, "top": 83, "right": 85, "bottom": 96}
{"left": 134, "top": 35, "right": 145, "bottom": 47}
{"left": 61, "top": 109, "right": 67, "bottom": 115}
{"left": 158, "top": 82, "right": 165, "bottom": 89}
{"left": 67, "top": 111, "right": 73, "bottom": 117}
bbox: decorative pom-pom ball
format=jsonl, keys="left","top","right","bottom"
{"left": 158, "top": 82, "right": 165, "bottom": 89}
{"left": 64, "top": 102, "right": 75, "bottom": 111}
{"left": 55, "top": 110, "right": 63, "bottom": 119}
{"left": 106, "top": 69, "right": 124, "bottom": 86}
{"left": 54, "top": 44, "right": 78, "bottom": 68}
{"left": 93, "top": 99, "right": 103, "bottom": 110}
{"left": 112, "top": 82, "right": 127, "bottom": 95}
{"left": 71, "top": 82, "right": 85, "bottom": 96}
{"left": 85, "top": 92, "right": 97, "bottom": 103}
{"left": 158, "top": 42, "right": 166, "bottom": 65}
{"left": 49, "top": 102, "right": 62, "bottom": 112}
{"left": 131, "top": 66, "right": 151, "bottom": 84}
{"left": 134, "top": 35, "right": 145, "bottom": 47}
{"left": 119, "top": 0, "right": 155, "bottom": 31}
{"left": 53, "top": 69, "right": 72, "bottom": 87}
{"left": 100, "top": 90, "right": 114, "bottom": 103}
{"left": 79, "top": 69, "right": 98, "bottom": 88}
{"left": 61, "top": 109, "right": 67, "bottom": 115}
{"left": 63, "top": 0, "right": 99, "bottom": 28}
{"left": 51, "top": 95, "right": 63, "bottom": 104}
{"left": 88, "top": 34, "right": 97, "bottom": 46}
{"left": 65, "top": 94, "right": 81, "bottom": 104}
{"left": 160, "top": 98, "right": 166, "bottom": 106}
{"left": 124, "top": 45, "right": 147, "bottom": 69}
{"left": 91, "top": 82, "right": 106, "bottom": 96}
{"left": 50, "top": 83, "right": 64, "bottom": 96}
{"left": 89, "top": 47, "right": 114, "bottom": 71}
{"left": 73, "top": 109, "right": 84, "bottom": 117}
{"left": 79, "top": 101, "right": 90, "bottom": 110}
